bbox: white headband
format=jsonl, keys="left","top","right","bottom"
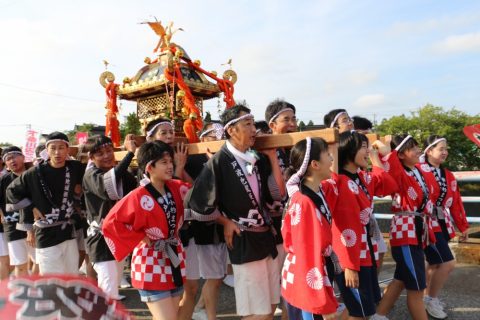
{"left": 139, "top": 159, "right": 156, "bottom": 186}
{"left": 330, "top": 111, "right": 348, "bottom": 128}
{"left": 45, "top": 139, "right": 70, "bottom": 148}
{"left": 224, "top": 114, "right": 254, "bottom": 131}
{"left": 395, "top": 135, "right": 413, "bottom": 152}
{"left": 2, "top": 151, "right": 23, "bottom": 162}
{"left": 286, "top": 137, "right": 312, "bottom": 197}
{"left": 420, "top": 138, "right": 447, "bottom": 163}
{"left": 199, "top": 128, "right": 215, "bottom": 139}
{"left": 268, "top": 108, "right": 295, "bottom": 125}
{"left": 199, "top": 123, "right": 224, "bottom": 140}
{"left": 146, "top": 121, "right": 174, "bottom": 138}
{"left": 87, "top": 142, "right": 114, "bottom": 156}
{"left": 423, "top": 138, "right": 446, "bottom": 154}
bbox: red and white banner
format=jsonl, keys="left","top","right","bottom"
{"left": 463, "top": 124, "right": 480, "bottom": 147}
{"left": 23, "top": 130, "right": 38, "bottom": 163}
{"left": 76, "top": 132, "right": 89, "bottom": 145}
{"left": 0, "top": 275, "right": 132, "bottom": 319}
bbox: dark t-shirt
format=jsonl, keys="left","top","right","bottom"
{"left": 184, "top": 154, "right": 225, "bottom": 246}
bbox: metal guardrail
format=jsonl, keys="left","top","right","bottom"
{"left": 374, "top": 213, "right": 480, "bottom": 223}
{"left": 338, "top": 171, "right": 480, "bottom": 296}
{"left": 452, "top": 171, "right": 480, "bottom": 182}
{"left": 374, "top": 170, "right": 480, "bottom": 223}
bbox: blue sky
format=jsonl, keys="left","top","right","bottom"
{"left": 1, "top": 0, "right": 479, "bottom": 146}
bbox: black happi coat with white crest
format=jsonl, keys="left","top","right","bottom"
{"left": 186, "top": 143, "right": 277, "bottom": 264}
{"left": 6, "top": 160, "right": 84, "bottom": 248}
{"left": 0, "top": 172, "right": 34, "bottom": 242}
{"left": 82, "top": 152, "right": 137, "bottom": 263}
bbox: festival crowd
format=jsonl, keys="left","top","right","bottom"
{"left": 0, "top": 100, "right": 470, "bottom": 320}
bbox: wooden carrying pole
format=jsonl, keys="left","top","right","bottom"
{"left": 119, "top": 128, "right": 339, "bottom": 171}
{"left": 71, "top": 128, "right": 340, "bottom": 172}
{"left": 365, "top": 133, "right": 392, "bottom": 146}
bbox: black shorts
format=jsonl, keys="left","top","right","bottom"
{"left": 424, "top": 232, "right": 454, "bottom": 265}
{"left": 391, "top": 245, "right": 426, "bottom": 291}
{"left": 335, "top": 266, "right": 380, "bottom": 318}
{"left": 439, "top": 219, "right": 452, "bottom": 241}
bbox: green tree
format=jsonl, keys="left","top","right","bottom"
{"left": 307, "top": 120, "right": 314, "bottom": 126}
{"left": 120, "top": 112, "right": 142, "bottom": 138}
{"left": 64, "top": 123, "right": 95, "bottom": 144}
{"left": 298, "top": 120, "right": 306, "bottom": 132}
{"left": 376, "top": 104, "right": 480, "bottom": 170}
{"left": 0, "top": 142, "right": 13, "bottom": 148}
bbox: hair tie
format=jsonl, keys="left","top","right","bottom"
{"left": 286, "top": 137, "right": 312, "bottom": 196}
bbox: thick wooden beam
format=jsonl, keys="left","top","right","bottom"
{"left": 68, "top": 137, "right": 188, "bottom": 162}
{"left": 366, "top": 133, "right": 392, "bottom": 146}
{"left": 328, "top": 143, "right": 338, "bottom": 173}
{"left": 366, "top": 133, "right": 379, "bottom": 145}
{"left": 187, "top": 128, "right": 339, "bottom": 155}
{"left": 112, "top": 128, "right": 340, "bottom": 170}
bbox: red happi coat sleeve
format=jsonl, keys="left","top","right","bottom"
{"left": 382, "top": 152, "right": 437, "bottom": 246}
{"left": 445, "top": 170, "right": 469, "bottom": 233}
{"left": 102, "top": 187, "right": 149, "bottom": 262}
{"left": 330, "top": 174, "right": 363, "bottom": 271}
{"left": 382, "top": 151, "right": 433, "bottom": 213}
{"left": 101, "top": 180, "right": 190, "bottom": 262}
{"left": 381, "top": 150, "right": 405, "bottom": 185}
{"left": 366, "top": 166, "right": 399, "bottom": 197}
{"left": 320, "top": 178, "right": 339, "bottom": 212}
{"left": 281, "top": 192, "right": 338, "bottom": 315}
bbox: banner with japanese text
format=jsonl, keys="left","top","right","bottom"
{"left": 76, "top": 132, "right": 89, "bottom": 145}
{"left": 23, "top": 130, "right": 38, "bottom": 163}
{"left": 0, "top": 275, "right": 132, "bottom": 319}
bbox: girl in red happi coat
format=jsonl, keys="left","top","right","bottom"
{"left": 418, "top": 135, "right": 469, "bottom": 319}
{"left": 374, "top": 134, "right": 438, "bottom": 320}
{"left": 331, "top": 131, "right": 398, "bottom": 320}
{"left": 281, "top": 137, "right": 339, "bottom": 320}
{"left": 102, "top": 141, "right": 190, "bottom": 320}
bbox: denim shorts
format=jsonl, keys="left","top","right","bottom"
{"left": 138, "top": 286, "right": 184, "bottom": 302}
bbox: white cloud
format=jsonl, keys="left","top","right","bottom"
{"left": 322, "top": 70, "right": 378, "bottom": 95}
{"left": 347, "top": 71, "right": 378, "bottom": 86}
{"left": 1, "top": 1, "right": 480, "bottom": 146}
{"left": 388, "top": 12, "right": 480, "bottom": 35}
{"left": 432, "top": 32, "right": 480, "bottom": 54}
{"left": 353, "top": 94, "right": 385, "bottom": 108}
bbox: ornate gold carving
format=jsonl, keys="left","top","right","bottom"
{"left": 99, "top": 71, "right": 115, "bottom": 88}
{"left": 222, "top": 69, "right": 237, "bottom": 84}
